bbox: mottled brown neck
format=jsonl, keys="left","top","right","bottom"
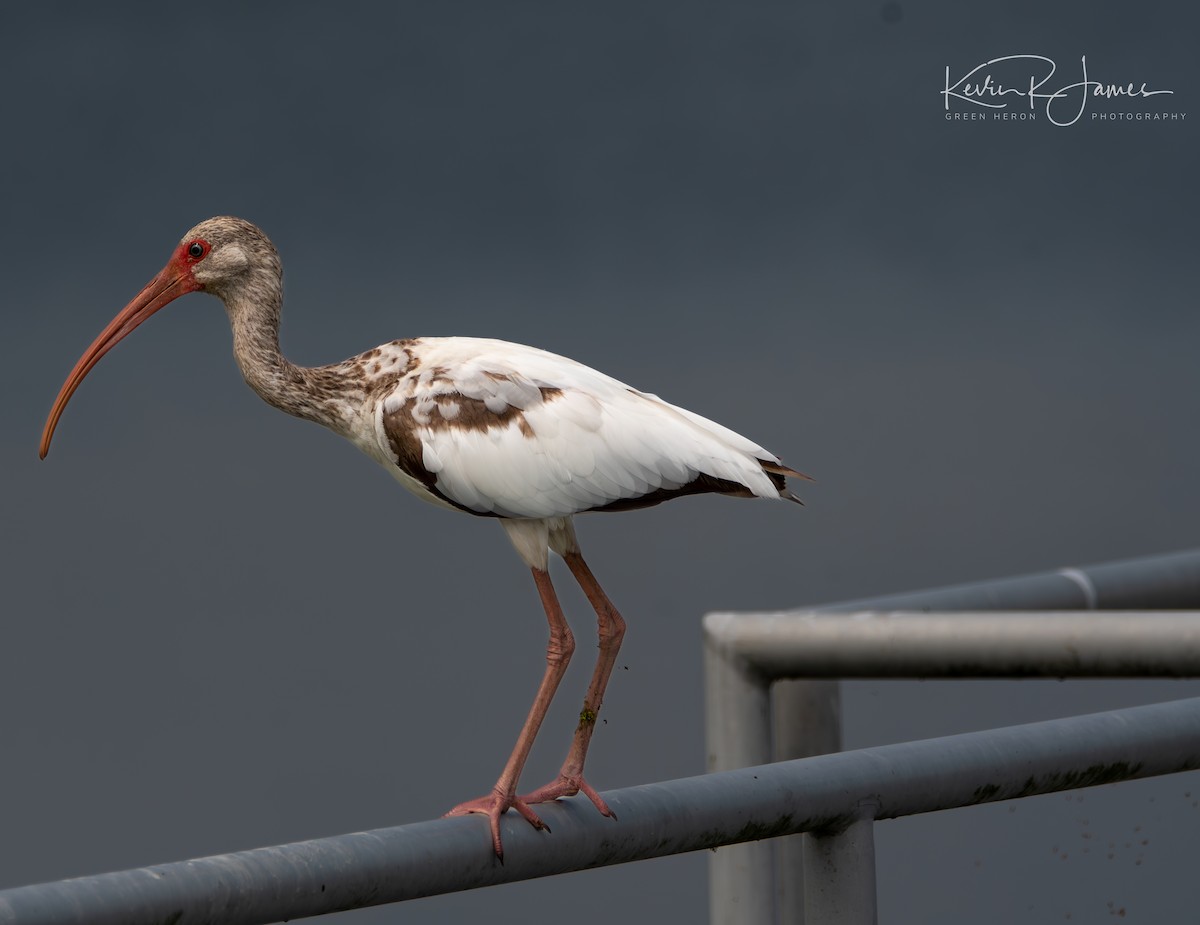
{"left": 224, "top": 272, "right": 362, "bottom": 437}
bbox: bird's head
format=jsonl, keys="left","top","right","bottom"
{"left": 182, "top": 216, "right": 282, "bottom": 301}
{"left": 38, "top": 216, "right": 281, "bottom": 459}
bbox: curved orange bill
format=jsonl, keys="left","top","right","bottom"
{"left": 39, "top": 258, "right": 200, "bottom": 459}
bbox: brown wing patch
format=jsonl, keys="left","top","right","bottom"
{"left": 393, "top": 378, "right": 564, "bottom": 435}
{"left": 380, "top": 379, "right": 567, "bottom": 516}
{"left": 383, "top": 411, "right": 438, "bottom": 491}
{"left": 381, "top": 403, "right": 495, "bottom": 516}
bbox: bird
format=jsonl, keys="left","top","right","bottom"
{"left": 39, "top": 216, "right": 810, "bottom": 859}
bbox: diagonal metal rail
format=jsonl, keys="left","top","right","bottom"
{"left": 2, "top": 697, "right": 1200, "bottom": 925}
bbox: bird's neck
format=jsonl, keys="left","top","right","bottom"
{"left": 226, "top": 283, "right": 363, "bottom": 437}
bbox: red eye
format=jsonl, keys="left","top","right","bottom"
{"left": 185, "top": 240, "right": 210, "bottom": 261}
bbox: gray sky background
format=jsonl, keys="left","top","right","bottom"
{"left": 2, "top": 3, "right": 1198, "bottom": 923}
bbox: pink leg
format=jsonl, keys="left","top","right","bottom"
{"left": 445, "top": 567, "right": 575, "bottom": 859}
{"left": 520, "top": 551, "right": 626, "bottom": 818}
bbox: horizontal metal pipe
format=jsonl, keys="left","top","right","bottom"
{"left": 817, "top": 548, "right": 1200, "bottom": 613}
{"left": 704, "top": 611, "right": 1200, "bottom": 678}
{"left": 3, "top": 698, "right": 1199, "bottom": 925}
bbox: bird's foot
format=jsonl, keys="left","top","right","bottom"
{"left": 519, "top": 774, "right": 617, "bottom": 820}
{"left": 445, "top": 789, "right": 549, "bottom": 861}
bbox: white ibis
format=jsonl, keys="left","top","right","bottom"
{"left": 39, "top": 216, "right": 810, "bottom": 859}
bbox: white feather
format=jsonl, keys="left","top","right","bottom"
{"left": 371, "top": 337, "right": 789, "bottom": 524}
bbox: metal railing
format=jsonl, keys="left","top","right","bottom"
{"left": 2, "top": 549, "right": 1197, "bottom": 925}
{"left": 1, "top": 698, "right": 1199, "bottom": 925}
{"left": 705, "top": 548, "right": 1200, "bottom": 924}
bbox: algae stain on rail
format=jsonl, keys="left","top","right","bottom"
{"left": 969, "top": 763, "right": 1145, "bottom": 805}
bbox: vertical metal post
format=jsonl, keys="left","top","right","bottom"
{"left": 802, "top": 812, "right": 878, "bottom": 925}
{"left": 705, "top": 623, "right": 775, "bottom": 925}
{"left": 774, "top": 679, "right": 843, "bottom": 923}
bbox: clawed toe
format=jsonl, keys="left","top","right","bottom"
{"left": 445, "top": 792, "right": 549, "bottom": 860}
{"left": 519, "top": 775, "right": 616, "bottom": 819}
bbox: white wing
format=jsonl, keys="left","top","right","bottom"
{"left": 376, "top": 337, "right": 797, "bottom": 519}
